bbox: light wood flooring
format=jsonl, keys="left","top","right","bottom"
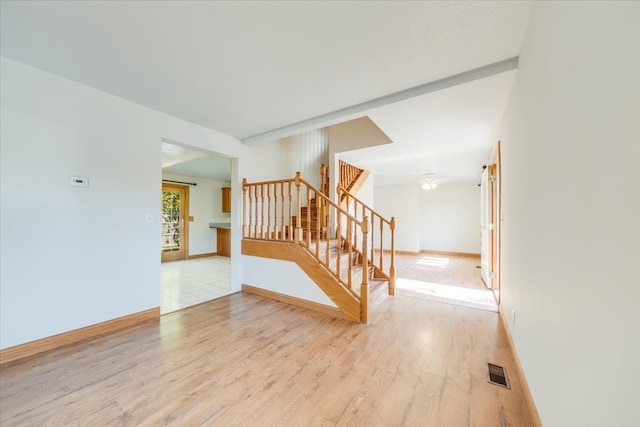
{"left": 0, "top": 290, "right": 535, "bottom": 426}
{"left": 392, "top": 252, "right": 486, "bottom": 291}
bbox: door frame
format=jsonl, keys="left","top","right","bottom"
{"left": 480, "top": 166, "right": 490, "bottom": 285}
{"left": 489, "top": 141, "right": 502, "bottom": 303}
{"left": 161, "top": 182, "right": 190, "bottom": 262}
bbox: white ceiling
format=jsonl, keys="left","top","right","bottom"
{"left": 342, "top": 68, "right": 516, "bottom": 185}
{"left": 0, "top": 1, "right": 533, "bottom": 185}
{"left": 162, "top": 142, "right": 231, "bottom": 182}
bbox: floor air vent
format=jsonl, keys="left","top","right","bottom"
{"left": 488, "top": 363, "right": 510, "bottom": 388}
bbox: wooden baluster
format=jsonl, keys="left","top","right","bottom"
{"left": 336, "top": 211, "right": 341, "bottom": 281}
{"left": 320, "top": 164, "right": 327, "bottom": 233}
{"left": 347, "top": 219, "right": 352, "bottom": 289}
{"left": 254, "top": 185, "right": 258, "bottom": 238}
{"left": 370, "top": 213, "right": 375, "bottom": 267}
{"left": 280, "top": 182, "right": 285, "bottom": 240}
{"left": 325, "top": 202, "right": 331, "bottom": 268}
{"left": 389, "top": 216, "right": 396, "bottom": 295}
{"left": 294, "top": 172, "right": 302, "bottom": 243}
{"left": 305, "top": 186, "right": 311, "bottom": 247}
{"left": 272, "top": 183, "right": 276, "bottom": 239}
{"left": 379, "top": 216, "right": 384, "bottom": 270}
{"left": 267, "top": 183, "right": 272, "bottom": 239}
{"left": 288, "top": 181, "right": 293, "bottom": 241}
{"left": 314, "top": 190, "right": 320, "bottom": 257}
{"left": 273, "top": 183, "right": 279, "bottom": 240}
{"left": 352, "top": 217, "right": 358, "bottom": 266}
{"left": 242, "top": 179, "right": 247, "bottom": 238}
{"left": 353, "top": 196, "right": 358, "bottom": 219}
{"left": 360, "top": 216, "right": 369, "bottom": 323}
{"left": 259, "top": 184, "right": 264, "bottom": 239}
{"left": 249, "top": 185, "right": 254, "bottom": 237}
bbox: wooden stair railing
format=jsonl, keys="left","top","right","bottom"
{"left": 242, "top": 172, "right": 395, "bottom": 323}
{"left": 337, "top": 184, "right": 396, "bottom": 295}
{"left": 339, "top": 160, "right": 363, "bottom": 191}
{"left": 338, "top": 160, "right": 370, "bottom": 203}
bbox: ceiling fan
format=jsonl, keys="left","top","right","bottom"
{"left": 420, "top": 173, "right": 442, "bottom": 190}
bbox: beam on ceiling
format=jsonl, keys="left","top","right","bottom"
{"left": 241, "top": 56, "right": 518, "bottom": 146}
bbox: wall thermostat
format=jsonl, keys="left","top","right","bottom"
{"left": 70, "top": 176, "right": 89, "bottom": 187}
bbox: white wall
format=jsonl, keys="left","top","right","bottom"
{"left": 161, "top": 172, "right": 230, "bottom": 256}
{"left": 373, "top": 184, "right": 420, "bottom": 252}
{"left": 243, "top": 256, "right": 337, "bottom": 307}
{"left": 497, "top": 3, "right": 640, "bottom": 425}
{"left": 419, "top": 181, "right": 480, "bottom": 254}
{"left": 0, "top": 57, "right": 248, "bottom": 349}
{"left": 355, "top": 172, "right": 374, "bottom": 208}
{"left": 277, "top": 129, "right": 329, "bottom": 188}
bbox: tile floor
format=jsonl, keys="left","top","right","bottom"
{"left": 160, "top": 256, "right": 231, "bottom": 314}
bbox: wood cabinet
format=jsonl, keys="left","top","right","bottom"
{"left": 222, "top": 187, "right": 231, "bottom": 213}
{"left": 216, "top": 228, "right": 230, "bottom": 257}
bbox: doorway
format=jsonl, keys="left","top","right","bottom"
{"left": 489, "top": 142, "right": 502, "bottom": 303}
{"left": 160, "top": 140, "right": 234, "bottom": 314}
{"left": 480, "top": 141, "right": 502, "bottom": 302}
{"left": 161, "top": 183, "right": 189, "bottom": 262}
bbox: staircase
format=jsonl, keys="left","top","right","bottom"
{"left": 241, "top": 166, "right": 396, "bottom": 323}
{"left": 338, "top": 160, "right": 369, "bottom": 204}
{"left": 293, "top": 199, "right": 327, "bottom": 240}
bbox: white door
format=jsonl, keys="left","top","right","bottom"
{"left": 480, "top": 167, "right": 491, "bottom": 286}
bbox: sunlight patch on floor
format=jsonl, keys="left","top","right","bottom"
{"left": 414, "top": 256, "right": 451, "bottom": 270}
{"left": 396, "top": 277, "right": 498, "bottom": 312}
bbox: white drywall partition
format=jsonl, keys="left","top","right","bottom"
{"left": 0, "top": 57, "right": 247, "bottom": 349}
{"left": 419, "top": 181, "right": 480, "bottom": 254}
{"left": 373, "top": 184, "right": 420, "bottom": 253}
{"left": 496, "top": 2, "right": 640, "bottom": 425}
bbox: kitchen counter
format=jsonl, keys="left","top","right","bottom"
{"left": 209, "top": 222, "right": 231, "bottom": 229}
{"left": 209, "top": 223, "right": 231, "bottom": 256}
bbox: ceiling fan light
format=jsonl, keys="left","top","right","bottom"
{"left": 421, "top": 182, "right": 430, "bottom": 189}
{"left": 431, "top": 182, "right": 437, "bottom": 189}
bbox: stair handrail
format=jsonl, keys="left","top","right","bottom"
{"left": 242, "top": 172, "right": 373, "bottom": 320}
{"left": 337, "top": 184, "right": 396, "bottom": 295}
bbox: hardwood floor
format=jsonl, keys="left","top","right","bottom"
{"left": 392, "top": 253, "right": 498, "bottom": 312}
{"left": 0, "top": 291, "right": 535, "bottom": 426}
{"left": 392, "top": 252, "right": 486, "bottom": 291}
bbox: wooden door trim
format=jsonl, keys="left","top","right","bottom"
{"left": 161, "top": 183, "right": 190, "bottom": 262}
{"left": 490, "top": 141, "right": 501, "bottom": 303}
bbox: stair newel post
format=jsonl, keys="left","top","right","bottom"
{"left": 294, "top": 172, "right": 302, "bottom": 243}
{"left": 320, "top": 163, "right": 327, "bottom": 194}
{"left": 360, "top": 216, "right": 370, "bottom": 323}
{"left": 242, "top": 179, "right": 247, "bottom": 238}
{"left": 389, "top": 216, "right": 396, "bottom": 295}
